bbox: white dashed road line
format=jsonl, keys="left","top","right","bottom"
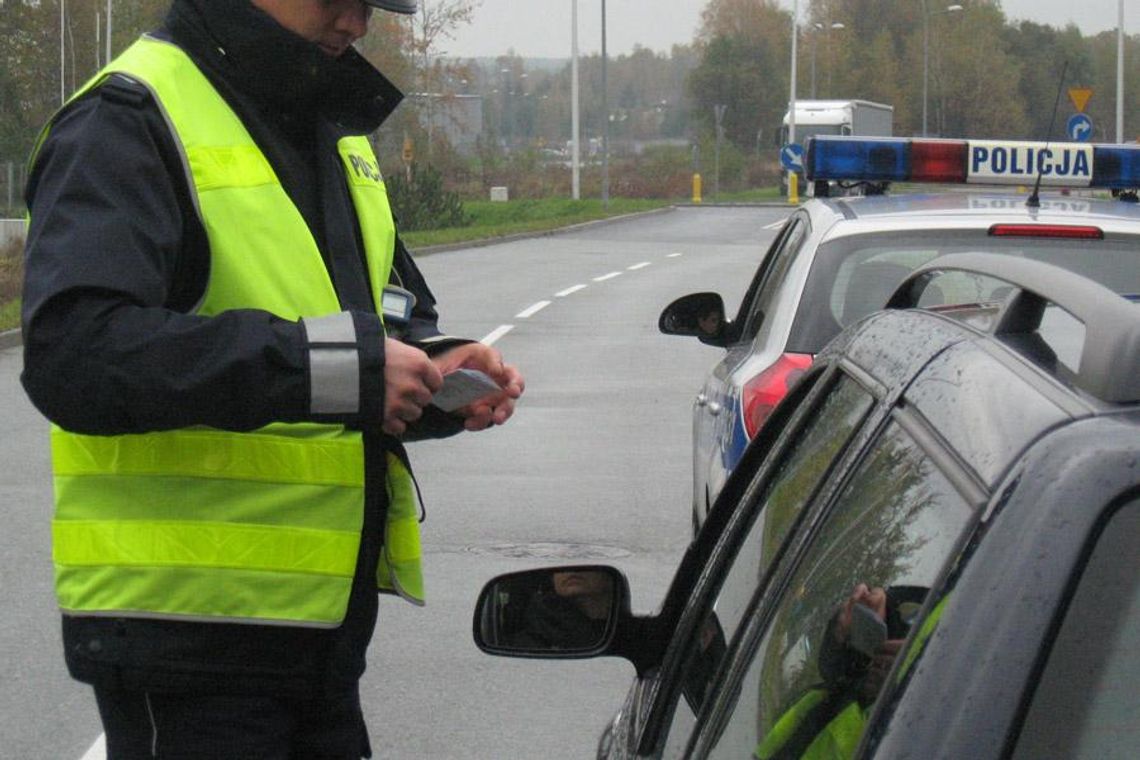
{"left": 667, "top": 252, "right": 683, "bottom": 258}
{"left": 481, "top": 325, "right": 514, "bottom": 345}
{"left": 489, "top": 252, "right": 685, "bottom": 344}
{"left": 515, "top": 301, "right": 552, "bottom": 319}
{"left": 763, "top": 218, "right": 787, "bottom": 230}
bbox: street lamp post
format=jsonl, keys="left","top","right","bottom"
{"left": 1116, "top": 0, "right": 1124, "bottom": 143}
{"left": 789, "top": 0, "right": 799, "bottom": 147}
{"left": 500, "top": 67, "right": 512, "bottom": 147}
{"left": 601, "top": 0, "right": 609, "bottom": 207}
{"left": 922, "top": 2, "right": 962, "bottom": 137}
{"left": 60, "top": 0, "right": 66, "bottom": 105}
{"left": 811, "top": 22, "right": 846, "bottom": 99}
{"left": 571, "top": 0, "right": 580, "bottom": 200}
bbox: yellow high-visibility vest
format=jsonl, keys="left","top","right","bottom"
{"left": 42, "top": 35, "right": 424, "bottom": 628}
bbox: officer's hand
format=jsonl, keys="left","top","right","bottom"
{"left": 383, "top": 338, "right": 443, "bottom": 436}
{"left": 432, "top": 343, "right": 525, "bottom": 431}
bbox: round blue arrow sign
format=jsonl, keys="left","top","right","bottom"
{"left": 780, "top": 143, "right": 804, "bottom": 171}
{"left": 1067, "top": 113, "right": 1093, "bottom": 143}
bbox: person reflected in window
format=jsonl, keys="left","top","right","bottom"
{"left": 756, "top": 583, "right": 924, "bottom": 760}
{"left": 506, "top": 571, "right": 614, "bottom": 651}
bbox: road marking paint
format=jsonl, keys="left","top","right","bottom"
{"left": 593, "top": 271, "right": 622, "bottom": 282}
{"left": 763, "top": 218, "right": 787, "bottom": 230}
{"left": 79, "top": 733, "right": 105, "bottom": 760}
{"left": 515, "top": 301, "right": 551, "bottom": 319}
{"left": 555, "top": 284, "right": 588, "bottom": 297}
{"left": 481, "top": 325, "right": 514, "bottom": 345}
{"left": 627, "top": 262, "right": 651, "bottom": 270}
{"left": 667, "top": 252, "right": 683, "bottom": 258}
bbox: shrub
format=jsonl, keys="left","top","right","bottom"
{"left": 386, "top": 164, "right": 471, "bottom": 231}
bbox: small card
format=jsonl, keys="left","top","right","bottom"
{"left": 432, "top": 368, "right": 502, "bottom": 412}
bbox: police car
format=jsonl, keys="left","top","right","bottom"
{"left": 472, "top": 252, "right": 1140, "bottom": 759}
{"left": 658, "top": 135, "right": 1140, "bottom": 533}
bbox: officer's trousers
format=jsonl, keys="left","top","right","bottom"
{"left": 93, "top": 684, "right": 372, "bottom": 759}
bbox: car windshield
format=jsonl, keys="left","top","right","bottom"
{"left": 787, "top": 229, "right": 1140, "bottom": 354}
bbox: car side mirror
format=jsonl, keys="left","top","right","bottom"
{"left": 473, "top": 566, "right": 631, "bottom": 658}
{"left": 659, "top": 292, "right": 728, "bottom": 346}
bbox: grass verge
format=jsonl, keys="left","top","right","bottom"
{"left": 0, "top": 239, "right": 21, "bottom": 333}
{"left": 401, "top": 197, "right": 675, "bottom": 249}
{"left": 0, "top": 299, "right": 17, "bottom": 333}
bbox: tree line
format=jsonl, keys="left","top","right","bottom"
{"left": 2, "top": 0, "right": 1138, "bottom": 211}
{"left": 688, "top": 0, "right": 1139, "bottom": 150}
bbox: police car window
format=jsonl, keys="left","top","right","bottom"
{"left": 789, "top": 230, "right": 1140, "bottom": 355}
{"left": 732, "top": 220, "right": 797, "bottom": 329}
{"left": 1013, "top": 497, "right": 1140, "bottom": 760}
{"left": 659, "top": 373, "right": 873, "bottom": 758}
{"left": 737, "top": 217, "right": 809, "bottom": 342}
{"left": 702, "top": 420, "right": 973, "bottom": 760}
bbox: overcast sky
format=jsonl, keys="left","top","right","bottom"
{"left": 441, "top": 1, "right": 1133, "bottom": 59}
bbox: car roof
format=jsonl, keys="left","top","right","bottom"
{"left": 806, "top": 190, "right": 1140, "bottom": 236}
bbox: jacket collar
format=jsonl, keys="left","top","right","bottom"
{"left": 165, "top": 0, "right": 403, "bottom": 133}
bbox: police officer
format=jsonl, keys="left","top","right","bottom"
{"left": 20, "top": 0, "right": 524, "bottom": 757}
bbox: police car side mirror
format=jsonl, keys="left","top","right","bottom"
{"left": 659, "top": 292, "right": 728, "bottom": 347}
{"left": 473, "top": 566, "right": 631, "bottom": 659}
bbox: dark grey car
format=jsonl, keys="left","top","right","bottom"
{"left": 473, "top": 253, "right": 1140, "bottom": 759}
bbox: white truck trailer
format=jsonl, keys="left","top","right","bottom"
{"left": 780, "top": 99, "right": 894, "bottom": 194}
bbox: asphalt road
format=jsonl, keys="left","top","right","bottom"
{"left": 0, "top": 205, "right": 788, "bottom": 759}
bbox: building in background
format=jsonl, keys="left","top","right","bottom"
{"left": 408, "top": 93, "right": 485, "bottom": 154}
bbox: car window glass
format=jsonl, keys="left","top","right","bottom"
{"left": 1013, "top": 498, "right": 1140, "bottom": 760}
{"left": 704, "top": 420, "right": 974, "bottom": 760}
{"left": 659, "top": 374, "right": 874, "bottom": 758}
{"left": 831, "top": 248, "right": 941, "bottom": 325}
{"left": 731, "top": 218, "right": 796, "bottom": 329}
{"left": 737, "top": 217, "right": 808, "bottom": 342}
{"left": 788, "top": 230, "right": 1140, "bottom": 355}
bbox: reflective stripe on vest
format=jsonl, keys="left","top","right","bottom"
{"left": 45, "top": 36, "right": 423, "bottom": 627}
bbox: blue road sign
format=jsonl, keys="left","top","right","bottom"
{"left": 780, "top": 143, "right": 804, "bottom": 171}
{"left": 1067, "top": 113, "right": 1093, "bottom": 143}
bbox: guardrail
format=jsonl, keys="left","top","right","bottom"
{"left": 1, "top": 219, "right": 26, "bottom": 249}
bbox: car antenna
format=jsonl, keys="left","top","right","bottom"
{"left": 1028, "top": 60, "right": 1068, "bottom": 209}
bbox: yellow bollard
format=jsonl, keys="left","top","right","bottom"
{"left": 788, "top": 172, "right": 799, "bottom": 205}
{"left": 692, "top": 173, "right": 702, "bottom": 204}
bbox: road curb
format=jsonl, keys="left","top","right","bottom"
{"left": 0, "top": 328, "right": 20, "bottom": 350}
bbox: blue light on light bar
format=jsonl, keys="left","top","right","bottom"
{"left": 805, "top": 137, "right": 910, "bottom": 182}
{"left": 1093, "top": 146, "right": 1140, "bottom": 189}
{"left": 803, "top": 136, "right": 1140, "bottom": 190}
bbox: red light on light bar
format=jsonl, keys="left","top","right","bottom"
{"left": 988, "top": 224, "right": 1104, "bottom": 239}
{"left": 911, "top": 140, "right": 968, "bottom": 183}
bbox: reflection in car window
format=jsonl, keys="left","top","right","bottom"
{"left": 660, "top": 375, "right": 873, "bottom": 758}
{"left": 706, "top": 420, "right": 973, "bottom": 760}
{"left": 738, "top": 218, "right": 809, "bottom": 342}
{"left": 1013, "top": 499, "right": 1140, "bottom": 760}
{"left": 789, "top": 230, "right": 1140, "bottom": 355}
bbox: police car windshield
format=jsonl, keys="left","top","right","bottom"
{"left": 787, "top": 229, "right": 1140, "bottom": 353}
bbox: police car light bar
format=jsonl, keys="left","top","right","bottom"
{"left": 803, "top": 136, "right": 1140, "bottom": 190}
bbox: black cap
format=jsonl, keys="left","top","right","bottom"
{"left": 364, "top": 0, "right": 418, "bottom": 14}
